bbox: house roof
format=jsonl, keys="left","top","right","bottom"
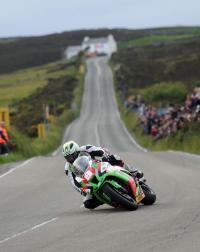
{"left": 83, "top": 37, "right": 109, "bottom": 45}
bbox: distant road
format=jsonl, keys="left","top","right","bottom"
{"left": 0, "top": 57, "right": 200, "bottom": 252}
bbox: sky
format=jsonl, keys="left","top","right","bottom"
{"left": 0, "top": 0, "right": 200, "bottom": 38}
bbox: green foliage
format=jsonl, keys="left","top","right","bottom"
{"left": 138, "top": 82, "right": 187, "bottom": 104}
{"left": 31, "top": 110, "right": 75, "bottom": 155}
{"left": 112, "top": 35, "right": 200, "bottom": 98}
{"left": 0, "top": 54, "right": 85, "bottom": 164}
{"left": 9, "top": 62, "right": 79, "bottom": 137}
{"left": 0, "top": 110, "right": 76, "bottom": 163}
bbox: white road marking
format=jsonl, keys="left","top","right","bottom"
{"left": 0, "top": 158, "right": 35, "bottom": 179}
{"left": 118, "top": 113, "right": 148, "bottom": 153}
{"left": 0, "top": 217, "right": 58, "bottom": 245}
{"left": 112, "top": 90, "right": 147, "bottom": 153}
{"left": 95, "top": 60, "right": 101, "bottom": 97}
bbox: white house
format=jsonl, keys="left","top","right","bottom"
{"left": 66, "top": 34, "right": 117, "bottom": 59}
{"left": 82, "top": 34, "right": 117, "bottom": 56}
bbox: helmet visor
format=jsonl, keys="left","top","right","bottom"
{"left": 64, "top": 153, "right": 78, "bottom": 163}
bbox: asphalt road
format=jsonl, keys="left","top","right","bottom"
{"left": 0, "top": 57, "right": 200, "bottom": 252}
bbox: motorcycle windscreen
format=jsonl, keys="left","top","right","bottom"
{"left": 73, "top": 156, "right": 92, "bottom": 176}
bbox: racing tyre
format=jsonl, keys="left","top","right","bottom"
{"left": 101, "top": 183, "right": 138, "bottom": 211}
{"left": 140, "top": 183, "right": 156, "bottom": 205}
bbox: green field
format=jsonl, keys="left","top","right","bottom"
{"left": 0, "top": 60, "right": 74, "bottom": 107}
{"left": 119, "top": 27, "right": 200, "bottom": 48}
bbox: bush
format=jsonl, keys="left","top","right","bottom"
{"left": 139, "top": 82, "right": 187, "bottom": 104}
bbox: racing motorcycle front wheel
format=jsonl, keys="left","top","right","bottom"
{"left": 140, "top": 182, "right": 156, "bottom": 205}
{"left": 101, "top": 183, "right": 138, "bottom": 211}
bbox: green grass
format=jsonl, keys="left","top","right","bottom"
{"left": 119, "top": 29, "right": 200, "bottom": 48}
{"left": 0, "top": 110, "right": 75, "bottom": 163}
{"left": 137, "top": 81, "right": 187, "bottom": 105}
{"left": 0, "top": 60, "right": 73, "bottom": 107}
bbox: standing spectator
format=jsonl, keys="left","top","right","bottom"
{"left": 0, "top": 121, "right": 9, "bottom": 155}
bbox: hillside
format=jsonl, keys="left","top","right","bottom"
{"left": 111, "top": 30, "right": 200, "bottom": 153}
{"left": 112, "top": 36, "right": 200, "bottom": 102}
{"left": 1, "top": 27, "right": 200, "bottom": 74}
{"left": 0, "top": 29, "right": 134, "bottom": 74}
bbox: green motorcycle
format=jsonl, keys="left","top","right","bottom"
{"left": 74, "top": 156, "right": 156, "bottom": 211}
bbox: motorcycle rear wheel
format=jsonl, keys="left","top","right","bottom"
{"left": 101, "top": 183, "right": 138, "bottom": 211}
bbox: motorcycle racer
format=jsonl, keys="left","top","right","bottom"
{"left": 62, "top": 140, "right": 143, "bottom": 209}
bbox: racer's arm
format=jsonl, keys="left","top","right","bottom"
{"left": 80, "top": 145, "right": 126, "bottom": 167}
{"left": 80, "top": 145, "right": 106, "bottom": 160}
{"left": 68, "top": 171, "right": 83, "bottom": 194}
{"left": 64, "top": 162, "right": 82, "bottom": 193}
{"left": 69, "top": 171, "right": 92, "bottom": 195}
{"left": 64, "top": 162, "right": 90, "bottom": 195}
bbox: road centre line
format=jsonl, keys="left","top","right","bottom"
{"left": 0, "top": 217, "right": 59, "bottom": 245}
{"left": 94, "top": 60, "right": 101, "bottom": 146}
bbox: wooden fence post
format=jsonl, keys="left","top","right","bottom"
{"left": 0, "top": 107, "right": 10, "bottom": 129}
{"left": 37, "top": 123, "right": 46, "bottom": 139}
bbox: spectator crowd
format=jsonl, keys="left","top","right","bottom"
{"left": 120, "top": 85, "right": 200, "bottom": 140}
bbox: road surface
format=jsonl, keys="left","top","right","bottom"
{"left": 0, "top": 57, "right": 200, "bottom": 252}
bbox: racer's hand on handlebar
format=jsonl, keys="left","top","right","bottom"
{"left": 81, "top": 186, "right": 93, "bottom": 196}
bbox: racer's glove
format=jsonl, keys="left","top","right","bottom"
{"left": 81, "top": 190, "right": 87, "bottom": 196}
{"left": 102, "top": 156, "right": 109, "bottom": 162}
{"left": 81, "top": 186, "right": 93, "bottom": 196}
{"left": 131, "top": 169, "right": 144, "bottom": 179}
{"left": 107, "top": 154, "right": 124, "bottom": 167}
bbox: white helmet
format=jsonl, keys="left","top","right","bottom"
{"left": 62, "top": 140, "right": 80, "bottom": 164}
